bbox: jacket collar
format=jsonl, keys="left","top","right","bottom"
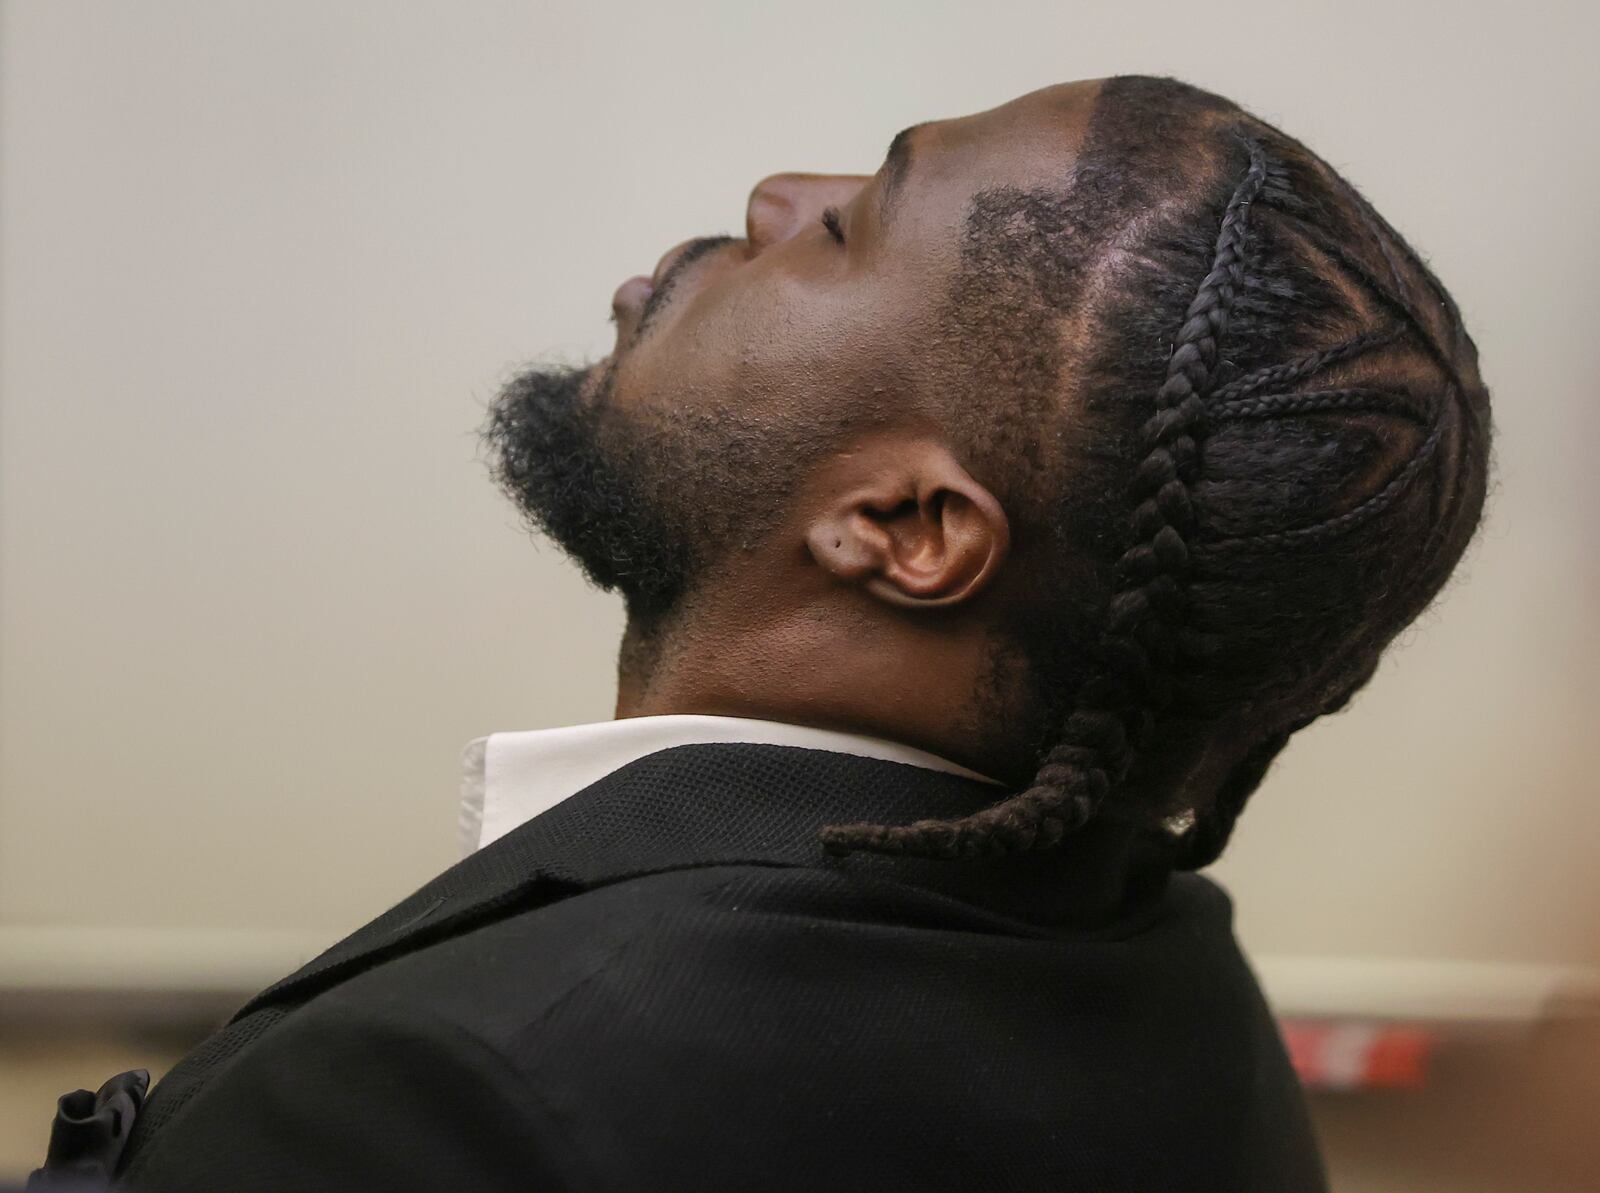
{"left": 460, "top": 713, "right": 1001, "bottom": 856}
{"left": 237, "top": 743, "right": 1173, "bottom": 1019}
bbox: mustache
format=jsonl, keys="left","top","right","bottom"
{"left": 632, "top": 235, "right": 736, "bottom": 342}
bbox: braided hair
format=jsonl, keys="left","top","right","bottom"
{"left": 818, "top": 77, "right": 1492, "bottom": 867}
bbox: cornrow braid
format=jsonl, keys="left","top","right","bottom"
{"left": 1208, "top": 326, "right": 1404, "bottom": 403}
{"left": 1200, "top": 411, "right": 1445, "bottom": 552}
{"left": 1209, "top": 384, "right": 1432, "bottom": 424}
{"left": 818, "top": 137, "right": 1271, "bottom": 861}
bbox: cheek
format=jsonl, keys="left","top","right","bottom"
{"left": 729, "top": 270, "right": 938, "bottom": 413}
{"left": 616, "top": 266, "right": 940, "bottom": 421}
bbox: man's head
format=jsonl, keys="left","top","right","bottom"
{"left": 482, "top": 76, "right": 1491, "bottom": 867}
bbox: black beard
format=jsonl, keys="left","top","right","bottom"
{"left": 481, "top": 355, "right": 864, "bottom": 634}
{"left": 479, "top": 361, "right": 698, "bottom": 627}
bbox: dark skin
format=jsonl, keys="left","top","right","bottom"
{"left": 602, "top": 80, "right": 1107, "bottom": 783}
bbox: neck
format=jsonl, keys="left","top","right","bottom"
{"left": 610, "top": 601, "right": 1036, "bottom": 785}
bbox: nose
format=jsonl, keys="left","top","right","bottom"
{"left": 745, "top": 172, "right": 872, "bottom": 254}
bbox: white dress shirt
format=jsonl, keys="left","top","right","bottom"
{"left": 458, "top": 714, "right": 1000, "bottom": 857}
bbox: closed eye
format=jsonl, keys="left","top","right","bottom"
{"left": 820, "top": 206, "right": 846, "bottom": 246}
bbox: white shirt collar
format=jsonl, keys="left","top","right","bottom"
{"left": 458, "top": 714, "right": 1000, "bottom": 857}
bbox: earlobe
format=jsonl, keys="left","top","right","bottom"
{"left": 803, "top": 441, "right": 1010, "bottom": 611}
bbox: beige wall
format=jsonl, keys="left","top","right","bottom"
{"left": 2, "top": 0, "right": 1596, "bottom": 1012}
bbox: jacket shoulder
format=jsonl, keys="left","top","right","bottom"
{"left": 124, "top": 995, "right": 593, "bottom": 1193}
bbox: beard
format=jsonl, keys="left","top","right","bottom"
{"left": 479, "top": 361, "right": 692, "bottom": 626}
{"left": 479, "top": 359, "right": 846, "bottom": 631}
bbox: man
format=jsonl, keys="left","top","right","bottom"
{"left": 62, "top": 75, "right": 1489, "bottom": 1191}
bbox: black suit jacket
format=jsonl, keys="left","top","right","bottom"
{"left": 116, "top": 744, "right": 1326, "bottom": 1192}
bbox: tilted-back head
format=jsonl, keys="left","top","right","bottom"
{"left": 820, "top": 76, "right": 1492, "bottom": 866}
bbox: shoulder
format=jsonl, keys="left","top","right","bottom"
{"left": 318, "top": 863, "right": 1242, "bottom": 1039}
{"left": 124, "top": 990, "right": 595, "bottom": 1192}
{"left": 313, "top": 861, "right": 1247, "bottom": 1071}
{"left": 310, "top": 862, "right": 785, "bottom": 1042}
{"left": 125, "top": 867, "right": 749, "bottom": 1191}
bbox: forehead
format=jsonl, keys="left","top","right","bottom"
{"left": 913, "top": 80, "right": 1105, "bottom": 200}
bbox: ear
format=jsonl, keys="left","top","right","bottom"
{"left": 803, "top": 438, "right": 1010, "bottom": 610}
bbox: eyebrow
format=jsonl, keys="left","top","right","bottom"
{"left": 878, "top": 123, "right": 924, "bottom": 223}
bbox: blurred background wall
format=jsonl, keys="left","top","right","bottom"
{"left": 2, "top": 1, "right": 1596, "bottom": 1187}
